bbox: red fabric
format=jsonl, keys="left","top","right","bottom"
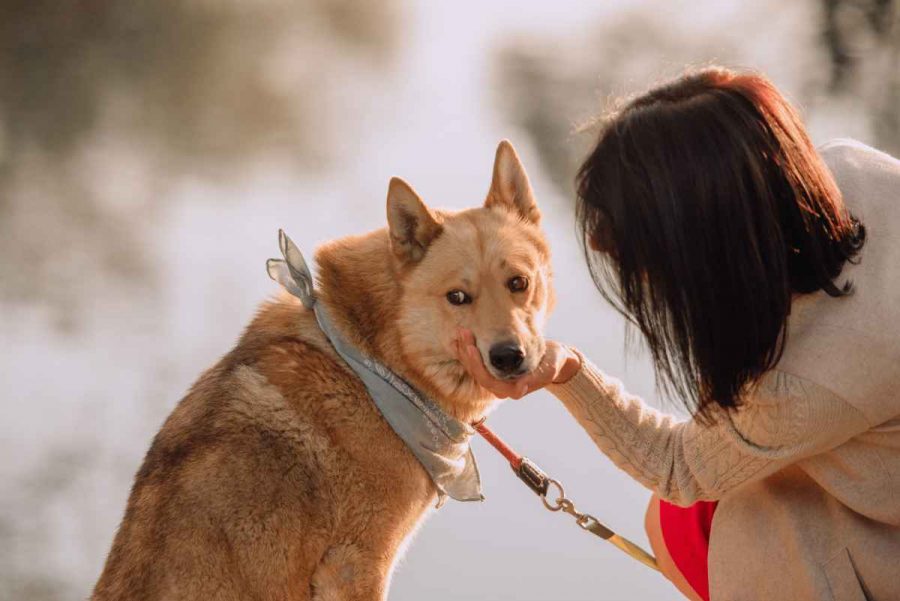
{"left": 659, "top": 499, "right": 718, "bottom": 601}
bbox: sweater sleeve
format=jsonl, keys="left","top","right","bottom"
{"left": 546, "top": 354, "right": 871, "bottom": 505}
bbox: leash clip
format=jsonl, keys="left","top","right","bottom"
{"left": 473, "top": 418, "right": 660, "bottom": 572}
{"left": 515, "top": 457, "right": 550, "bottom": 497}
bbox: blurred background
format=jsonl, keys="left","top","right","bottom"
{"left": 1, "top": 1, "right": 897, "bottom": 599}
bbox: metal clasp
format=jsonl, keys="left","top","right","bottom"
{"left": 515, "top": 457, "right": 550, "bottom": 497}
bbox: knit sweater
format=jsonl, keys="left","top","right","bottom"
{"left": 548, "top": 139, "right": 900, "bottom": 601}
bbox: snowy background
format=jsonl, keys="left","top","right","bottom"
{"left": 1, "top": 1, "right": 897, "bottom": 599}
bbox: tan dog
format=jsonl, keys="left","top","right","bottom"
{"left": 92, "top": 140, "right": 554, "bottom": 601}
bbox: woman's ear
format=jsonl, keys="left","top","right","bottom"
{"left": 386, "top": 177, "right": 443, "bottom": 263}
{"left": 485, "top": 140, "right": 540, "bottom": 225}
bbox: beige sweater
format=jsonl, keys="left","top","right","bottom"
{"left": 549, "top": 139, "right": 900, "bottom": 601}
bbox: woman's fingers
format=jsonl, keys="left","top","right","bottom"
{"left": 454, "top": 336, "right": 494, "bottom": 385}
{"left": 456, "top": 338, "right": 490, "bottom": 384}
{"left": 462, "top": 344, "right": 494, "bottom": 385}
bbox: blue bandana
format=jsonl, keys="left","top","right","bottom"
{"left": 266, "top": 230, "right": 483, "bottom": 505}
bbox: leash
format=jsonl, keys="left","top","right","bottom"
{"left": 472, "top": 419, "right": 660, "bottom": 572}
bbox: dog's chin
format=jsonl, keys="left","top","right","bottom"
{"left": 489, "top": 368, "right": 529, "bottom": 381}
{"left": 486, "top": 360, "right": 537, "bottom": 382}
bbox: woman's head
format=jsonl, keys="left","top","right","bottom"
{"left": 576, "top": 66, "right": 865, "bottom": 419}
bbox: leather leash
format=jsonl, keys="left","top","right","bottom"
{"left": 472, "top": 419, "right": 660, "bottom": 572}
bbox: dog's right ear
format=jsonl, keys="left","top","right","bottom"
{"left": 387, "top": 177, "right": 443, "bottom": 263}
{"left": 485, "top": 140, "right": 540, "bottom": 225}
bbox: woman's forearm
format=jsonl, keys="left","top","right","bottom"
{"left": 547, "top": 356, "right": 707, "bottom": 504}
{"left": 547, "top": 353, "right": 869, "bottom": 506}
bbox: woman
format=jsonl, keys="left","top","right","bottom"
{"left": 457, "top": 67, "right": 900, "bottom": 601}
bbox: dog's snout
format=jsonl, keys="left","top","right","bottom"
{"left": 488, "top": 342, "right": 525, "bottom": 374}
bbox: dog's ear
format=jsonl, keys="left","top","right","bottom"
{"left": 485, "top": 140, "right": 540, "bottom": 225}
{"left": 387, "top": 177, "right": 443, "bottom": 263}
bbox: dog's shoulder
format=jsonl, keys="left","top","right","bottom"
{"left": 137, "top": 296, "right": 387, "bottom": 484}
{"left": 227, "top": 295, "right": 375, "bottom": 421}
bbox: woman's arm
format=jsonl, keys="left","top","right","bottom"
{"left": 548, "top": 353, "right": 871, "bottom": 505}
{"left": 455, "top": 330, "right": 872, "bottom": 505}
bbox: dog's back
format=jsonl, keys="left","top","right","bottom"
{"left": 92, "top": 300, "right": 434, "bottom": 601}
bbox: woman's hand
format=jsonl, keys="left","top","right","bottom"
{"left": 455, "top": 328, "right": 582, "bottom": 399}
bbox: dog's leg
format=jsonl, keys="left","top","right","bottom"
{"left": 310, "top": 544, "right": 390, "bottom": 601}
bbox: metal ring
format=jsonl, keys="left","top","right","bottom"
{"left": 541, "top": 479, "right": 566, "bottom": 511}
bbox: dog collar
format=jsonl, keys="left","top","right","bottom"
{"left": 266, "top": 230, "right": 483, "bottom": 505}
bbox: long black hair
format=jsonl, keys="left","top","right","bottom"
{"left": 575, "top": 67, "right": 865, "bottom": 420}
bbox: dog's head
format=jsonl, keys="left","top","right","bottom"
{"left": 388, "top": 140, "right": 554, "bottom": 407}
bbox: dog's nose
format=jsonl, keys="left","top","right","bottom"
{"left": 489, "top": 342, "right": 525, "bottom": 375}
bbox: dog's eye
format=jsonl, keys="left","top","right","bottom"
{"left": 446, "top": 290, "right": 472, "bottom": 306}
{"left": 507, "top": 276, "right": 529, "bottom": 293}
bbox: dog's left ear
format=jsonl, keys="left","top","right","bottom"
{"left": 485, "top": 140, "right": 540, "bottom": 225}
{"left": 387, "top": 177, "right": 443, "bottom": 263}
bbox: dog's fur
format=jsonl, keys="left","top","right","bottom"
{"left": 92, "top": 141, "right": 554, "bottom": 601}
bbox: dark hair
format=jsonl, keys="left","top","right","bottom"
{"left": 575, "top": 67, "right": 865, "bottom": 420}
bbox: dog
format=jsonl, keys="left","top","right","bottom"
{"left": 92, "top": 140, "right": 554, "bottom": 601}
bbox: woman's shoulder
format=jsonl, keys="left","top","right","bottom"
{"left": 818, "top": 137, "right": 900, "bottom": 164}
{"left": 718, "top": 369, "right": 868, "bottom": 451}
{"left": 817, "top": 138, "right": 900, "bottom": 189}
{"left": 753, "top": 369, "right": 852, "bottom": 413}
